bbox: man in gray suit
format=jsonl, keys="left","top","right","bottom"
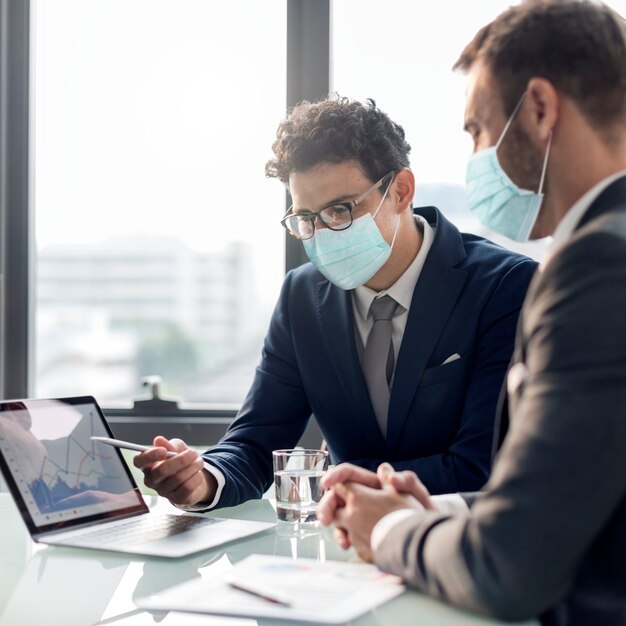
{"left": 318, "top": 2, "right": 626, "bottom": 624}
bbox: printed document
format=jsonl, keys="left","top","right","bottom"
{"left": 138, "top": 554, "right": 405, "bottom": 623}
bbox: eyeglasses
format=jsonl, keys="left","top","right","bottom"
{"left": 280, "top": 171, "right": 395, "bottom": 240}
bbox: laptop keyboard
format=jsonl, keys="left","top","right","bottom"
{"left": 64, "top": 514, "right": 224, "bottom": 548}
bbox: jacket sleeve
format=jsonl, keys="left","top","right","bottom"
{"left": 374, "top": 230, "right": 626, "bottom": 620}
{"left": 201, "top": 271, "right": 312, "bottom": 508}
{"left": 351, "top": 257, "right": 537, "bottom": 493}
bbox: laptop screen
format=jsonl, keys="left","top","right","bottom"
{"left": 0, "top": 396, "right": 147, "bottom": 536}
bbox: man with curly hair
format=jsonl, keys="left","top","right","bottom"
{"left": 133, "top": 96, "right": 537, "bottom": 511}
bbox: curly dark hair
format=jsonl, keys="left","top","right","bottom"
{"left": 265, "top": 96, "right": 411, "bottom": 184}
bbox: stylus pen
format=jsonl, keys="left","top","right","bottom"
{"left": 228, "top": 578, "right": 292, "bottom": 607}
{"left": 90, "top": 436, "right": 179, "bottom": 458}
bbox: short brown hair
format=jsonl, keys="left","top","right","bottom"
{"left": 265, "top": 96, "right": 411, "bottom": 184}
{"left": 454, "top": 0, "right": 626, "bottom": 129}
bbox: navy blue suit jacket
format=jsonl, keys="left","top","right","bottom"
{"left": 204, "top": 207, "right": 537, "bottom": 508}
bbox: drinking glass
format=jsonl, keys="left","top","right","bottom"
{"left": 272, "top": 448, "right": 329, "bottom": 524}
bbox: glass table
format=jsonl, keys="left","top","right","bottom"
{"left": 0, "top": 493, "right": 539, "bottom": 626}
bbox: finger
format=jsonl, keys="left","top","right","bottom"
{"left": 331, "top": 481, "right": 354, "bottom": 501}
{"left": 388, "top": 470, "right": 426, "bottom": 496}
{"left": 166, "top": 468, "right": 208, "bottom": 505}
{"left": 133, "top": 447, "right": 169, "bottom": 469}
{"left": 143, "top": 448, "right": 200, "bottom": 488}
{"left": 387, "top": 471, "right": 433, "bottom": 508}
{"left": 168, "top": 438, "right": 191, "bottom": 453}
{"left": 317, "top": 489, "right": 344, "bottom": 526}
{"left": 322, "top": 463, "right": 380, "bottom": 490}
{"left": 153, "top": 435, "right": 189, "bottom": 454}
{"left": 333, "top": 499, "right": 351, "bottom": 528}
{"left": 376, "top": 463, "right": 394, "bottom": 484}
{"left": 133, "top": 435, "right": 184, "bottom": 469}
{"left": 333, "top": 526, "right": 351, "bottom": 550}
{"left": 151, "top": 456, "right": 205, "bottom": 497}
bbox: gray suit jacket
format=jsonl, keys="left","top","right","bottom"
{"left": 375, "top": 178, "right": 626, "bottom": 626}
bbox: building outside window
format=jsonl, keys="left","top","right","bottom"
{"left": 30, "top": 0, "right": 626, "bottom": 409}
{"left": 33, "top": 0, "right": 287, "bottom": 405}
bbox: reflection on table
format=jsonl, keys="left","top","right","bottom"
{"left": 0, "top": 493, "right": 539, "bottom": 626}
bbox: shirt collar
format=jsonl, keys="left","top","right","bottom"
{"left": 551, "top": 170, "right": 626, "bottom": 249}
{"left": 353, "top": 215, "right": 434, "bottom": 320}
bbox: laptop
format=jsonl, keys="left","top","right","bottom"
{"left": 0, "top": 396, "right": 274, "bottom": 557}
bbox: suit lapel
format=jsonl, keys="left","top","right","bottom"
{"left": 386, "top": 208, "right": 468, "bottom": 452}
{"left": 495, "top": 176, "right": 626, "bottom": 450}
{"left": 316, "top": 278, "right": 384, "bottom": 446}
{"left": 493, "top": 292, "right": 529, "bottom": 456}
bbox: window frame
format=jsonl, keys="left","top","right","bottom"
{"left": 0, "top": 0, "right": 329, "bottom": 446}
{"left": 0, "top": 0, "right": 33, "bottom": 403}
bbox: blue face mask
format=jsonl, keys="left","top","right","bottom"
{"left": 302, "top": 182, "right": 398, "bottom": 290}
{"left": 466, "top": 93, "right": 551, "bottom": 242}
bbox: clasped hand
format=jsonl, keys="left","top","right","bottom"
{"left": 316, "top": 463, "right": 433, "bottom": 562}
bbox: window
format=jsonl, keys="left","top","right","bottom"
{"left": 332, "top": 0, "right": 626, "bottom": 259}
{"left": 4, "top": 0, "right": 625, "bottom": 411}
{"left": 33, "top": 0, "right": 287, "bottom": 405}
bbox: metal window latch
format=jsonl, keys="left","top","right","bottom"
{"left": 132, "top": 375, "right": 180, "bottom": 416}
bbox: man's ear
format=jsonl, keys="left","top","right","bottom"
{"left": 391, "top": 167, "right": 415, "bottom": 213}
{"left": 525, "top": 77, "right": 558, "bottom": 144}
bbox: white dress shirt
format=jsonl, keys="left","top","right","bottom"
{"left": 371, "top": 493, "right": 469, "bottom": 552}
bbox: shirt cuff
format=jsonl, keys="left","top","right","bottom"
{"left": 370, "top": 493, "right": 468, "bottom": 553}
{"left": 176, "top": 461, "right": 225, "bottom": 512}
{"left": 430, "top": 492, "right": 469, "bottom": 515}
{"left": 371, "top": 508, "right": 424, "bottom": 552}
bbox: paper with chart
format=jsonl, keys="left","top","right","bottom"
{"left": 138, "top": 554, "right": 405, "bottom": 623}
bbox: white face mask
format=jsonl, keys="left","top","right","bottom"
{"left": 302, "top": 179, "right": 399, "bottom": 290}
{"left": 466, "top": 92, "right": 551, "bottom": 242}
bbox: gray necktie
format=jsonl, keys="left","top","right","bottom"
{"left": 362, "top": 295, "right": 402, "bottom": 437}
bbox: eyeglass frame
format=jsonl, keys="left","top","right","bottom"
{"left": 280, "top": 170, "right": 396, "bottom": 240}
